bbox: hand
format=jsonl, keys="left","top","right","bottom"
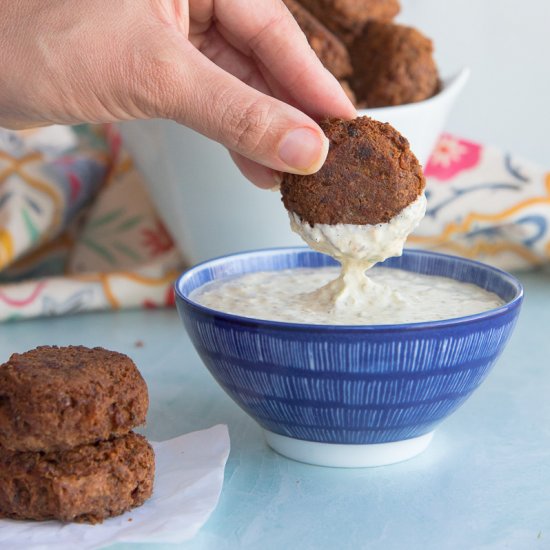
{"left": 0, "top": 0, "right": 355, "bottom": 187}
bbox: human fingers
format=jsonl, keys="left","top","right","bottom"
{"left": 148, "top": 42, "right": 329, "bottom": 175}
{"left": 229, "top": 151, "right": 282, "bottom": 189}
{"left": 193, "top": 28, "right": 291, "bottom": 187}
{"left": 190, "top": 0, "right": 356, "bottom": 120}
{"left": 194, "top": 26, "right": 272, "bottom": 96}
{"left": 194, "top": 25, "right": 331, "bottom": 188}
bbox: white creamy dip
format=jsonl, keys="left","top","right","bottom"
{"left": 289, "top": 194, "right": 427, "bottom": 270}
{"left": 191, "top": 267, "right": 504, "bottom": 325}
{"left": 287, "top": 193, "right": 427, "bottom": 313}
{"left": 191, "top": 192, "right": 503, "bottom": 325}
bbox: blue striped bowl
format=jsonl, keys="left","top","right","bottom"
{"left": 175, "top": 248, "right": 523, "bottom": 467}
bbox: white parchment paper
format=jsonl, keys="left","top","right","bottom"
{"left": 0, "top": 424, "right": 230, "bottom": 550}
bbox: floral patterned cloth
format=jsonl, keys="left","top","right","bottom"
{"left": 0, "top": 125, "right": 184, "bottom": 322}
{"left": 411, "top": 134, "right": 550, "bottom": 270}
{"left": 0, "top": 126, "right": 547, "bottom": 322}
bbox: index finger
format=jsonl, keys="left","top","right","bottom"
{"left": 191, "top": 0, "right": 356, "bottom": 120}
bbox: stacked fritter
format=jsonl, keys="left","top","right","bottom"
{"left": 0, "top": 346, "right": 154, "bottom": 524}
{"left": 283, "top": 0, "right": 439, "bottom": 108}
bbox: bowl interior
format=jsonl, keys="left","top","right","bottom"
{"left": 177, "top": 247, "right": 522, "bottom": 325}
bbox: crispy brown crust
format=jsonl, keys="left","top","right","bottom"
{"left": 280, "top": 116, "right": 425, "bottom": 225}
{"left": 0, "top": 346, "right": 148, "bottom": 452}
{"left": 297, "top": 0, "right": 400, "bottom": 43}
{"left": 0, "top": 432, "right": 154, "bottom": 524}
{"left": 350, "top": 21, "right": 439, "bottom": 107}
{"left": 284, "top": 0, "right": 352, "bottom": 78}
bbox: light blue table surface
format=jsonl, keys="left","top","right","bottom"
{"left": 1, "top": 270, "right": 548, "bottom": 550}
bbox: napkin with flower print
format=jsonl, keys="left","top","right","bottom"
{"left": 0, "top": 124, "right": 185, "bottom": 321}
{"left": 410, "top": 134, "right": 550, "bottom": 270}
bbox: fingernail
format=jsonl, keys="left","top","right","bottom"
{"left": 270, "top": 172, "right": 282, "bottom": 192}
{"left": 278, "top": 128, "right": 329, "bottom": 174}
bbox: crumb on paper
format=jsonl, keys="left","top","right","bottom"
{"left": 134, "top": 340, "right": 144, "bottom": 348}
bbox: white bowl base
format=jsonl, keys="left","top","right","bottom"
{"left": 264, "top": 430, "right": 434, "bottom": 468}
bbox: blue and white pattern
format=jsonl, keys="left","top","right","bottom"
{"left": 176, "top": 248, "right": 523, "bottom": 445}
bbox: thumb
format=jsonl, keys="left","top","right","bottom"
{"left": 141, "top": 44, "right": 329, "bottom": 175}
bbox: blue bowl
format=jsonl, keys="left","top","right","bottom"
{"left": 175, "top": 248, "right": 523, "bottom": 467}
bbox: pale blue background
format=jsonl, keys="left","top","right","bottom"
{"left": 1, "top": 270, "right": 548, "bottom": 549}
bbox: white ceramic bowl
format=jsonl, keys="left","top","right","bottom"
{"left": 360, "top": 68, "right": 470, "bottom": 165}
{"left": 119, "top": 68, "right": 469, "bottom": 263}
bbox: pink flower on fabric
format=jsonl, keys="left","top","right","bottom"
{"left": 425, "top": 134, "right": 482, "bottom": 181}
{"left": 68, "top": 172, "right": 82, "bottom": 203}
{"left": 141, "top": 220, "right": 175, "bottom": 257}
